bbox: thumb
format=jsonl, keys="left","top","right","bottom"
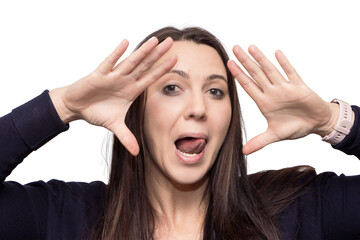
{"left": 243, "top": 130, "right": 278, "bottom": 155}
{"left": 110, "top": 123, "right": 140, "bottom": 156}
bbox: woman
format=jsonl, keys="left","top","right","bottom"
{"left": 0, "top": 27, "right": 359, "bottom": 239}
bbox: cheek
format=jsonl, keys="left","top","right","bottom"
{"left": 205, "top": 99, "right": 232, "bottom": 169}
{"left": 144, "top": 102, "right": 163, "bottom": 149}
{"left": 143, "top": 95, "right": 181, "bottom": 152}
{"left": 211, "top": 100, "right": 232, "bottom": 139}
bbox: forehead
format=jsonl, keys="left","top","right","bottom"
{"left": 159, "top": 41, "right": 227, "bottom": 76}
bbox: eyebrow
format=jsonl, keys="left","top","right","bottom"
{"left": 169, "top": 69, "right": 227, "bottom": 82}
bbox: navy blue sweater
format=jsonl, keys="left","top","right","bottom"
{"left": 0, "top": 90, "right": 359, "bottom": 239}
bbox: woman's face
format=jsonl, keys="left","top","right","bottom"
{"left": 144, "top": 41, "right": 232, "bottom": 186}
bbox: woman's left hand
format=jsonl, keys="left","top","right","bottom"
{"left": 227, "top": 45, "right": 339, "bottom": 155}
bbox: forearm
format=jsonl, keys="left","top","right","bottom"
{"left": 0, "top": 112, "right": 29, "bottom": 182}
{"left": 0, "top": 90, "right": 69, "bottom": 182}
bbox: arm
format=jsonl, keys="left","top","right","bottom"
{"left": 0, "top": 92, "right": 101, "bottom": 239}
{"left": 0, "top": 37, "right": 177, "bottom": 182}
{"left": 0, "top": 90, "right": 69, "bottom": 182}
{"left": 227, "top": 45, "right": 359, "bottom": 158}
{"left": 0, "top": 37, "right": 177, "bottom": 239}
{"left": 227, "top": 46, "right": 360, "bottom": 238}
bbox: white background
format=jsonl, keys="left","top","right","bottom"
{"left": 1, "top": 0, "right": 359, "bottom": 184}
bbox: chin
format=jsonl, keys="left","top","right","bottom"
{"left": 166, "top": 164, "right": 211, "bottom": 189}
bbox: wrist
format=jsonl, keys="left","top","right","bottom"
{"left": 322, "top": 99, "right": 355, "bottom": 144}
{"left": 317, "top": 102, "right": 340, "bottom": 138}
{"left": 49, "top": 87, "right": 79, "bottom": 124}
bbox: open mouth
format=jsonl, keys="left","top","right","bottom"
{"left": 174, "top": 136, "right": 207, "bottom": 164}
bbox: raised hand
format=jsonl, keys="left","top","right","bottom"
{"left": 50, "top": 37, "right": 177, "bottom": 156}
{"left": 227, "top": 45, "right": 339, "bottom": 155}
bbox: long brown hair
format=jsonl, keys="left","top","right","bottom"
{"left": 91, "top": 27, "right": 316, "bottom": 239}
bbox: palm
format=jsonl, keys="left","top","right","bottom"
{"left": 261, "top": 84, "right": 329, "bottom": 140}
{"left": 66, "top": 70, "right": 140, "bottom": 129}
{"left": 60, "top": 37, "right": 177, "bottom": 156}
{"left": 228, "top": 45, "right": 334, "bottom": 155}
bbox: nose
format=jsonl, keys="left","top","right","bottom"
{"left": 184, "top": 93, "right": 207, "bottom": 121}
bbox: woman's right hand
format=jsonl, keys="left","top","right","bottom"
{"left": 49, "top": 37, "right": 177, "bottom": 156}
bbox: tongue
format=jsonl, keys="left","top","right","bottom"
{"left": 175, "top": 138, "right": 206, "bottom": 154}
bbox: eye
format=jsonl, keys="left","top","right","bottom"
{"left": 208, "top": 88, "right": 224, "bottom": 99}
{"left": 163, "top": 84, "right": 180, "bottom": 96}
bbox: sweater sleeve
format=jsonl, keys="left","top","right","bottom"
{"left": 0, "top": 91, "right": 105, "bottom": 239}
{"left": 303, "top": 106, "right": 360, "bottom": 239}
{"left": 0, "top": 90, "right": 69, "bottom": 182}
{"left": 332, "top": 105, "right": 360, "bottom": 159}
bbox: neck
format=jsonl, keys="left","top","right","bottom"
{"left": 145, "top": 158, "right": 209, "bottom": 239}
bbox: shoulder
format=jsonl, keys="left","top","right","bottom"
{"left": 32, "top": 179, "right": 106, "bottom": 205}
{"left": 0, "top": 180, "right": 106, "bottom": 239}
{"left": 249, "top": 165, "right": 317, "bottom": 194}
{"left": 247, "top": 166, "right": 342, "bottom": 219}
{"left": 273, "top": 170, "right": 360, "bottom": 239}
{"left": 249, "top": 167, "right": 340, "bottom": 239}
{"left": 1, "top": 179, "right": 106, "bottom": 208}
{"left": 248, "top": 166, "right": 348, "bottom": 206}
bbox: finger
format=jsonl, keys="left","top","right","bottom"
{"left": 110, "top": 123, "right": 140, "bottom": 156}
{"left": 129, "top": 37, "right": 174, "bottom": 80}
{"left": 275, "top": 50, "right": 303, "bottom": 84}
{"left": 227, "top": 60, "right": 263, "bottom": 100}
{"left": 136, "top": 55, "right": 177, "bottom": 92}
{"left": 116, "top": 36, "right": 159, "bottom": 75}
{"left": 98, "top": 39, "right": 129, "bottom": 74}
{"left": 233, "top": 45, "right": 271, "bottom": 89}
{"left": 248, "top": 45, "right": 288, "bottom": 85}
{"left": 242, "top": 130, "right": 278, "bottom": 155}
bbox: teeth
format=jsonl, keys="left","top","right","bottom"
{"left": 177, "top": 149, "right": 198, "bottom": 157}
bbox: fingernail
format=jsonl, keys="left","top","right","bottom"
{"left": 149, "top": 36, "right": 158, "bottom": 43}
{"left": 233, "top": 45, "right": 240, "bottom": 53}
{"left": 276, "top": 50, "right": 287, "bottom": 59}
{"left": 248, "top": 45, "right": 257, "bottom": 52}
{"left": 228, "top": 60, "right": 235, "bottom": 67}
{"left": 165, "top": 37, "right": 174, "bottom": 43}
